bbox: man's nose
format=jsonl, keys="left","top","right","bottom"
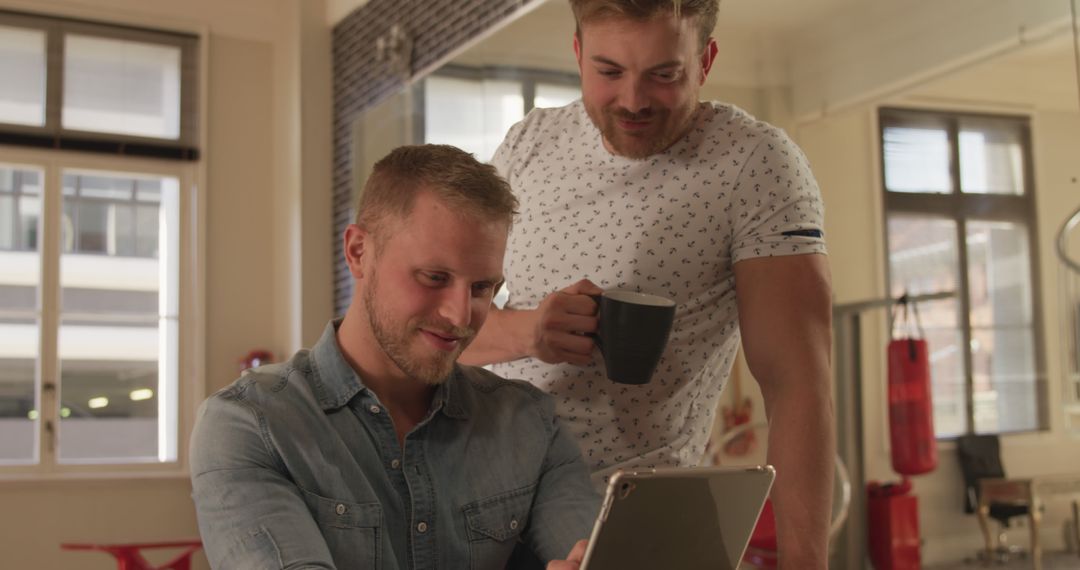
{"left": 437, "top": 287, "right": 472, "bottom": 329}
{"left": 618, "top": 76, "right": 650, "bottom": 115}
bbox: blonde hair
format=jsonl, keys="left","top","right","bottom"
{"left": 569, "top": 0, "right": 720, "bottom": 51}
{"left": 355, "top": 145, "right": 518, "bottom": 245}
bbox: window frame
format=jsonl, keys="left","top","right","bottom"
{"left": 414, "top": 64, "right": 580, "bottom": 144}
{"left": 879, "top": 106, "right": 1049, "bottom": 437}
{"left": 0, "top": 146, "right": 202, "bottom": 480}
{"left": 0, "top": 9, "right": 199, "bottom": 160}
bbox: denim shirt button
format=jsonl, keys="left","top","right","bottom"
{"left": 335, "top": 503, "right": 347, "bottom": 515}
{"left": 390, "top": 458, "right": 401, "bottom": 469}
{"left": 369, "top": 404, "right": 381, "bottom": 414}
{"left": 509, "top": 519, "right": 519, "bottom": 530}
{"left": 417, "top": 521, "right": 428, "bottom": 533}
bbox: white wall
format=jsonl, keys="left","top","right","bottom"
{"left": 0, "top": 1, "right": 333, "bottom": 568}
{"left": 791, "top": 46, "right": 1080, "bottom": 565}
{"left": 786, "top": 0, "right": 1071, "bottom": 122}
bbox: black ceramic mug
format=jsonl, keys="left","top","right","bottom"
{"left": 589, "top": 290, "right": 676, "bottom": 385}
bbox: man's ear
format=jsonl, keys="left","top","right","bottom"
{"left": 573, "top": 33, "right": 583, "bottom": 72}
{"left": 699, "top": 38, "right": 718, "bottom": 85}
{"left": 343, "top": 224, "right": 368, "bottom": 280}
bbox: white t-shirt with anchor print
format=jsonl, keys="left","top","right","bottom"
{"left": 490, "top": 100, "right": 827, "bottom": 484}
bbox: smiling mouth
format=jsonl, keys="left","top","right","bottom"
{"left": 617, "top": 118, "right": 651, "bottom": 131}
{"left": 420, "top": 329, "right": 463, "bottom": 351}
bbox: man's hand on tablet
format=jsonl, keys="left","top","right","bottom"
{"left": 546, "top": 539, "right": 589, "bottom": 570}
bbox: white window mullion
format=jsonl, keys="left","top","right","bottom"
{"left": 158, "top": 175, "right": 181, "bottom": 462}
{"left": 37, "top": 160, "right": 61, "bottom": 470}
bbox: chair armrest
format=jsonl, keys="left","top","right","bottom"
{"left": 978, "top": 478, "right": 1034, "bottom": 506}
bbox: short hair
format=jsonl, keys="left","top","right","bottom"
{"left": 569, "top": 0, "right": 720, "bottom": 51}
{"left": 355, "top": 144, "right": 518, "bottom": 245}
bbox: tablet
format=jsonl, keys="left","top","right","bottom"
{"left": 579, "top": 465, "right": 775, "bottom": 570}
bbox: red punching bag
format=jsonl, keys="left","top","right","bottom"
{"left": 887, "top": 296, "right": 938, "bottom": 476}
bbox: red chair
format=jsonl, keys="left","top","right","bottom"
{"left": 61, "top": 540, "right": 203, "bottom": 570}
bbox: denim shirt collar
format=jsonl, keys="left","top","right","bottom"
{"left": 309, "top": 319, "right": 469, "bottom": 420}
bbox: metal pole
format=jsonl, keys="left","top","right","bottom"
{"left": 832, "top": 291, "right": 954, "bottom": 569}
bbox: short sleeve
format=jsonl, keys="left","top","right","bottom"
{"left": 490, "top": 119, "right": 527, "bottom": 183}
{"left": 728, "top": 127, "right": 827, "bottom": 264}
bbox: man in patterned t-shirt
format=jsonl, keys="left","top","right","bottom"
{"left": 460, "top": 1, "right": 835, "bottom": 567}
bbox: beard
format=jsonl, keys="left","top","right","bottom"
{"left": 362, "top": 271, "right": 476, "bottom": 385}
{"left": 585, "top": 99, "right": 700, "bottom": 159}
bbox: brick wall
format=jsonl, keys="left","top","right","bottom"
{"left": 332, "top": 0, "right": 535, "bottom": 314}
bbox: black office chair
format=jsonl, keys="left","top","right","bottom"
{"left": 955, "top": 434, "right": 1031, "bottom": 563}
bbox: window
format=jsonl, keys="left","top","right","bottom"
{"left": 881, "top": 108, "right": 1046, "bottom": 438}
{"left": 421, "top": 66, "right": 580, "bottom": 161}
{"left": 0, "top": 157, "right": 190, "bottom": 470}
{"left": 0, "top": 10, "right": 198, "bottom": 159}
{"left": 0, "top": 24, "right": 46, "bottom": 127}
{"left": 0, "top": 10, "right": 198, "bottom": 475}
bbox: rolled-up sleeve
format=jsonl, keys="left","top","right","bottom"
{"left": 190, "top": 392, "right": 336, "bottom": 570}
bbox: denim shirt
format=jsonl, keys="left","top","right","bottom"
{"left": 190, "top": 322, "right": 599, "bottom": 570}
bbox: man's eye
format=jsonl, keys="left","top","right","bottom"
{"left": 422, "top": 273, "right": 448, "bottom": 285}
{"left": 598, "top": 69, "right": 621, "bottom": 78}
{"left": 653, "top": 71, "right": 677, "bottom": 82}
{"left": 471, "top": 283, "right": 494, "bottom": 297}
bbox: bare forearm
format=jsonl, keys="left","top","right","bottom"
{"left": 460, "top": 306, "right": 533, "bottom": 366}
{"left": 765, "top": 373, "right": 835, "bottom": 568}
{"left": 462, "top": 280, "right": 603, "bottom": 367}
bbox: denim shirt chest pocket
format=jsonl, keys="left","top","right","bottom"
{"left": 463, "top": 484, "right": 535, "bottom": 570}
{"left": 301, "top": 488, "right": 382, "bottom": 569}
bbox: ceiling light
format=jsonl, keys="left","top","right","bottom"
{"left": 130, "top": 388, "right": 154, "bottom": 401}
{"left": 88, "top": 397, "right": 109, "bottom": 409}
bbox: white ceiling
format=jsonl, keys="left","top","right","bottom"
{"left": 906, "top": 32, "right": 1080, "bottom": 111}
{"left": 716, "top": 0, "right": 863, "bottom": 33}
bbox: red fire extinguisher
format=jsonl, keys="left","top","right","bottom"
{"left": 887, "top": 295, "right": 938, "bottom": 476}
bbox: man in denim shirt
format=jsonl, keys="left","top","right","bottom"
{"left": 190, "top": 145, "right": 599, "bottom": 569}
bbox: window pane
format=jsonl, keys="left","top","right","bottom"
{"left": 75, "top": 201, "right": 108, "bottom": 254}
{"left": 56, "top": 355, "right": 159, "bottom": 462}
{"left": 62, "top": 174, "right": 76, "bottom": 196}
{"left": 0, "top": 165, "right": 42, "bottom": 465}
{"left": 0, "top": 357, "right": 37, "bottom": 464}
{"left": 113, "top": 204, "right": 136, "bottom": 257}
{"left": 21, "top": 170, "right": 40, "bottom": 194}
{"left": 18, "top": 195, "right": 39, "bottom": 251}
{"left": 0, "top": 25, "right": 46, "bottom": 127}
{"left": 967, "top": 220, "right": 1040, "bottom": 432}
{"left": 971, "top": 328, "right": 1039, "bottom": 433}
{"left": 136, "top": 179, "right": 161, "bottom": 202}
{"left": 959, "top": 118, "right": 1025, "bottom": 195}
{"left": 0, "top": 163, "right": 40, "bottom": 252}
{"left": 883, "top": 124, "right": 952, "bottom": 194}
{"left": 63, "top": 34, "right": 181, "bottom": 140}
{"left": 136, "top": 204, "right": 159, "bottom": 258}
{"left": 535, "top": 83, "right": 580, "bottom": 109}
{"left": 888, "top": 215, "right": 966, "bottom": 436}
{"left": 63, "top": 172, "right": 156, "bottom": 257}
{"left": 425, "top": 76, "right": 524, "bottom": 162}
{"left": 0, "top": 195, "right": 13, "bottom": 250}
{"left": 78, "top": 174, "right": 134, "bottom": 201}
{"left": 57, "top": 171, "right": 178, "bottom": 463}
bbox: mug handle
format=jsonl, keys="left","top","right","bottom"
{"left": 587, "top": 293, "right": 603, "bottom": 350}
